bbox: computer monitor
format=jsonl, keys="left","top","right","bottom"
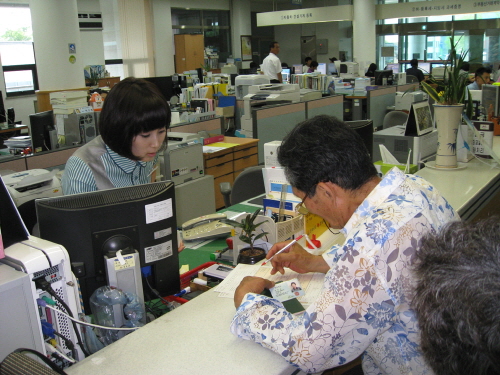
{"left": 292, "top": 64, "right": 303, "bottom": 74}
{"left": 374, "top": 70, "right": 393, "bottom": 85}
{"left": 419, "top": 62, "right": 431, "bottom": 73}
{"left": 482, "top": 84, "right": 500, "bottom": 117}
{"left": 0, "top": 90, "right": 6, "bottom": 123}
{"left": 36, "top": 181, "right": 180, "bottom": 313}
{"left": 29, "top": 110, "right": 55, "bottom": 153}
{"left": 281, "top": 68, "right": 291, "bottom": 83}
{"left": 317, "top": 63, "right": 327, "bottom": 75}
{"left": 143, "top": 76, "right": 174, "bottom": 101}
{"left": 385, "top": 63, "right": 399, "bottom": 74}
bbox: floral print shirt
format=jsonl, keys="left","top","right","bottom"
{"left": 230, "top": 167, "right": 459, "bottom": 374}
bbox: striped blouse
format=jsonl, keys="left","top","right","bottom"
{"left": 61, "top": 143, "right": 158, "bottom": 195}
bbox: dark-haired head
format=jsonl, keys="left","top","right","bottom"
{"left": 99, "top": 77, "right": 171, "bottom": 160}
{"left": 277, "top": 115, "right": 377, "bottom": 197}
{"left": 410, "top": 59, "right": 418, "bottom": 67}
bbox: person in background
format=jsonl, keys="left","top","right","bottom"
{"left": 61, "top": 77, "right": 185, "bottom": 251}
{"left": 302, "top": 56, "right": 312, "bottom": 73}
{"left": 459, "top": 61, "right": 474, "bottom": 82}
{"left": 281, "top": 62, "right": 289, "bottom": 69}
{"left": 307, "top": 60, "right": 319, "bottom": 73}
{"left": 249, "top": 61, "right": 259, "bottom": 74}
{"left": 261, "top": 41, "right": 282, "bottom": 83}
{"left": 412, "top": 217, "right": 500, "bottom": 375}
{"left": 405, "top": 59, "right": 425, "bottom": 82}
{"left": 467, "top": 67, "right": 492, "bottom": 90}
{"left": 365, "top": 63, "right": 377, "bottom": 77}
{"left": 231, "top": 115, "right": 458, "bottom": 374}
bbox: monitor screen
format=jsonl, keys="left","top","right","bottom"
{"left": 36, "top": 181, "right": 180, "bottom": 313}
{"left": 419, "top": 62, "right": 431, "bottom": 73}
{"left": 482, "top": 84, "right": 500, "bottom": 117}
{"left": 29, "top": 110, "right": 55, "bottom": 153}
{"left": 143, "top": 76, "right": 174, "bottom": 101}
{"left": 385, "top": 63, "right": 399, "bottom": 74}
{"left": 281, "top": 68, "right": 291, "bottom": 83}
{"left": 317, "top": 63, "right": 327, "bottom": 75}
{"left": 292, "top": 64, "right": 303, "bottom": 74}
{"left": 374, "top": 70, "right": 393, "bottom": 86}
{"left": 327, "top": 63, "right": 337, "bottom": 75}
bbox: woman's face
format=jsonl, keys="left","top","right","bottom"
{"left": 131, "top": 127, "right": 167, "bottom": 162}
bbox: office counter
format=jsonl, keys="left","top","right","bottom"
{"left": 66, "top": 289, "right": 307, "bottom": 375}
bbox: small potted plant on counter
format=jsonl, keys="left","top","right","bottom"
{"left": 222, "top": 209, "right": 269, "bottom": 264}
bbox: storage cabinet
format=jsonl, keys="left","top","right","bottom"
{"left": 98, "top": 77, "right": 120, "bottom": 88}
{"left": 174, "top": 34, "right": 204, "bottom": 74}
{"left": 203, "top": 137, "right": 259, "bottom": 209}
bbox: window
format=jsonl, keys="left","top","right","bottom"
{"left": 0, "top": 4, "right": 38, "bottom": 97}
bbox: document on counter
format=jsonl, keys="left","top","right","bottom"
{"left": 212, "top": 263, "right": 325, "bottom": 308}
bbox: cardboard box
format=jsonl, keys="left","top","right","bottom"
{"left": 215, "top": 106, "right": 234, "bottom": 117}
{"left": 374, "top": 161, "right": 418, "bottom": 175}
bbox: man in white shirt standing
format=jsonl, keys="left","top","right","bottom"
{"left": 261, "top": 41, "right": 282, "bottom": 83}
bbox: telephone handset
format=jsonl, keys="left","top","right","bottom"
{"left": 181, "top": 213, "right": 233, "bottom": 241}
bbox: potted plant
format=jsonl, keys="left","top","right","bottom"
{"left": 221, "top": 209, "right": 269, "bottom": 264}
{"left": 420, "top": 35, "right": 473, "bottom": 169}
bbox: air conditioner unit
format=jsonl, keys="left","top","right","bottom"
{"left": 78, "top": 13, "right": 103, "bottom": 31}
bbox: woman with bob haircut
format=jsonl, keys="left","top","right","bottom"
{"left": 62, "top": 77, "right": 170, "bottom": 195}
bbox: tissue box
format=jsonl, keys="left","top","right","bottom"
{"left": 374, "top": 161, "right": 418, "bottom": 175}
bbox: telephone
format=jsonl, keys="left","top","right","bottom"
{"left": 181, "top": 213, "right": 233, "bottom": 241}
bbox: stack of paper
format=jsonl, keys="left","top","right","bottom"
{"left": 50, "top": 91, "right": 89, "bottom": 114}
{"left": 4, "top": 135, "right": 31, "bottom": 149}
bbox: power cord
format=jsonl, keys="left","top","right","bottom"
{"left": 34, "top": 277, "right": 91, "bottom": 358}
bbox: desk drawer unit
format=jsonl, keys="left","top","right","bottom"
{"left": 233, "top": 154, "right": 258, "bottom": 175}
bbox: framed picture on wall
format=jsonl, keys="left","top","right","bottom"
{"left": 241, "top": 35, "right": 252, "bottom": 61}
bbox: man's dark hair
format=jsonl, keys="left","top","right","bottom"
{"left": 475, "top": 66, "right": 491, "bottom": 78}
{"left": 269, "top": 41, "right": 278, "bottom": 50}
{"left": 305, "top": 57, "right": 312, "bottom": 63}
{"left": 410, "top": 58, "right": 419, "bottom": 67}
{"left": 99, "top": 77, "right": 171, "bottom": 160}
{"left": 277, "top": 115, "right": 377, "bottom": 197}
{"left": 461, "top": 61, "right": 470, "bottom": 71}
{"left": 310, "top": 61, "right": 318, "bottom": 69}
{"left": 412, "top": 217, "right": 500, "bottom": 375}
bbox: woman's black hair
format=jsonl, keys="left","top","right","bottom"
{"left": 99, "top": 77, "right": 171, "bottom": 160}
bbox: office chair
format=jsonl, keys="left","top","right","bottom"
{"left": 383, "top": 110, "right": 408, "bottom": 129}
{"left": 406, "top": 75, "right": 419, "bottom": 83}
{"left": 219, "top": 165, "right": 265, "bottom": 208}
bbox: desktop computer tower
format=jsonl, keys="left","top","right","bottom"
{"left": 61, "top": 112, "right": 97, "bottom": 146}
{"left": 0, "top": 237, "right": 85, "bottom": 365}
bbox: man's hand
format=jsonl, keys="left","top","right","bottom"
{"left": 267, "top": 241, "right": 330, "bottom": 276}
{"left": 234, "top": 276, "right": 275, "bottom": 308}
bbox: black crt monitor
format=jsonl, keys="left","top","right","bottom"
{"left": 374, "top": 70, "right": 393, "bottom": 85}
{"left": 0, "top": 90, "right": 6, "bottom": 123}
{"left": 143, "top": 76, "right": 174, "bottom": 101}
{"left": 36, "top": 181, "right": 180, "bottom": 313}
{"left": 29, "top": 110, "right": 55, "bottom": 153}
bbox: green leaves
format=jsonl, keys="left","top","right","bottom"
{"left": 221, "top": 208, "right": 269, "bottom": 250}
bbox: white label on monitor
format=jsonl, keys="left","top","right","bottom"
{"left": 145, "top": 198, "right": 173, "bottom": 224}
{"left": 145, "top": 240, "right": 173, "bottom": 263}
{"left": 154, "top": 227, "right": 172, "bottom": 239}
{"left": 113, "top": 254, "right": 135, "bottom": 270}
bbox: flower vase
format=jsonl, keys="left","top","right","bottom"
{"left": 433, "top": 104, "right": 464, "bottom": 168}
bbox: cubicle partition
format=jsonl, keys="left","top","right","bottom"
{"left": 367, "top": 86, "right": 397, "bottom": 129}
{"left": 396, "top": 83, "right": 419, "bottom": 93}
{"left": 0, "top": 157, "right": 27, "bottom": 173}
{"left": 306, "top": 95, "right": 344, "bottom": 120}
{"left": 252, "top": 102, "right": 307, "bottom": 163}
{"left": 25, "top": 146, "right": 79, "bottom": 170}
{"left": 169, "top": 116, "right": 224, "bottom": 135}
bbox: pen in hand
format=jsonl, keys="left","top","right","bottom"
{"left": 262, "top": 235, "right": 303, "bottom": 266}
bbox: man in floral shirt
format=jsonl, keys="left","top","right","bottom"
{"left": 231, "top": 115, "right": 458, "bottom": 374}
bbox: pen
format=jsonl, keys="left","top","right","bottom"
{"left": 262, "top": 235, "right": 303, "bottom": 266}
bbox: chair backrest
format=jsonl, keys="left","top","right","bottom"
{"left": 230, "top": 165, "right": 265, "bottom": 206}
{"left": 406, "top": 74, "right": 418, "bottom": 83}
{"left": 383, "top": 110, "right": 408, "bottom": 129}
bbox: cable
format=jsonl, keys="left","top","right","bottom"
{"left": 34, "top": 278, "right": 91, "bottom": 357}
{"left": 44, "top": 342, "right": 76, "bottom": 364}
{"left": 37, "top": 301, "right": 139, "bottom": 332}
{"left": 53, "top": 331, "right": 77, "bottom": 362}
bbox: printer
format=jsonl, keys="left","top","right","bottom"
{"left": 241, "top": 84, "right": 300, "bottom": 137}
{"left": 166, "top": 131, "right": 202, "bottom": 146}
{"left": 160, "top": 141, "right": 204, "bottom": 185}
{"left": 395, "top": 91, "right": 426, "bottom": 111}
{"left": 3, "top": 169, "right": 62, "bottom": 207}
{"left": 373, "top": 126, "right": 438, "bottom": 165}
{"left": 234, "top": 74, "right": 270, "bottom": 99}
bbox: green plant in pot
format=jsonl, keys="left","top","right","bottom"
{"left": 420, "top": 35, "right": 473, "bottom": 169}
{"left": 221, "top": 209, "right": 269, "bottom": 265}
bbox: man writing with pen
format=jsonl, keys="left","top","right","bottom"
{"left": 230, "top": 115, "right": 458, "bottom": 375}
